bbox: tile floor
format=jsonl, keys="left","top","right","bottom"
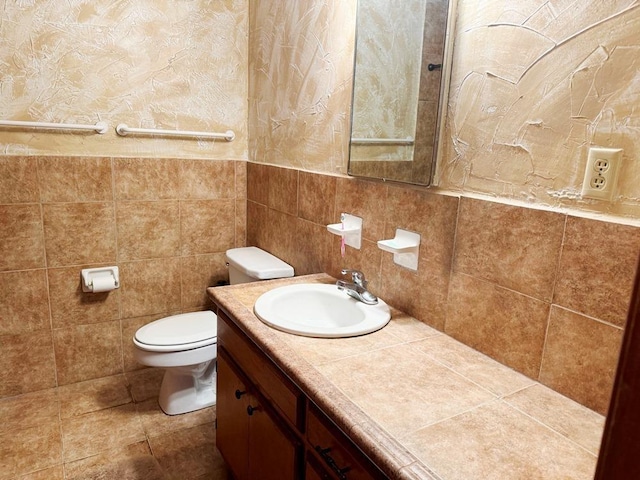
{"left": 0, "top": 369, "right": 230, "bottom": 479}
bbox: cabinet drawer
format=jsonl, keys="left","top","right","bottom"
{"left": 218, "top": 309, "right": 302, "bottom": 428}
{"left": 307, "top": 403, "right": 385, "bottom": 480}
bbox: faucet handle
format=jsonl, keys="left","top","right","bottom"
{"left": 341, "top": 268, "right": 367, "bottom": 287}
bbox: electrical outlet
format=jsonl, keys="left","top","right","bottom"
{"left": 581, "top": 147, "right": 623, "bottom": 200}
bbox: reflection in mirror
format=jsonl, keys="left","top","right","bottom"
{"left": 348, "top": 0, "right": 454, "bottom": 186}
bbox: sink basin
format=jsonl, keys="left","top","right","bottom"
{"left": 253, "top": 283, "right": 391, "bottom": 338}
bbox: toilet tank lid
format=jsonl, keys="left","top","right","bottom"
{"left": 135, "top": 311, "right": 217, "bottom": 346}
{"left": 226, "top": 246, "right": 294, "bottom": 280}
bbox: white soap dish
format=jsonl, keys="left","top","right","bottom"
{"left": 378, "top": 229, "right": 420, "bottom": 271}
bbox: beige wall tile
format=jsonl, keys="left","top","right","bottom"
{"left": 246, "top": 201, "right": 268, "bottom": 247}
{"left": 327, "top": 237, "right": 383, "bottom": 289}
{"left": 235, "top": 199, "right": 247, "bottom": 248}
{"left": 180, "top": 159, "right": 235, "bottom": 199}
{"left": 0, "top": 157, "right": 39, "bottom": 203}
{"left": 246, "top": 162, "right": 269, "bottom": 204}
{"left": 0, "top": 269, "right": 50, "bottom": 336}
{"left": 60, "top": 403, "right": 145, "bottom": 462}
{"left": 47, "top": 265, "right": 120, "bottom": 328}
{"left": 335, "top": 177, "right": 387, "bottom": 241}
{"left": 235, "top": 160, "right": 247, "bottom": 199}
{"left": 43, "top": 203, "right": 116, "bottom": 267}
{"left": 0, "top": 421, "right": 62, "bottom": 478}
{"left": 114, "top": 158, "right": 181, "bottom": 201}
{"left": 47, "top": 265, "right": 120, "bottom": 329}
{"left": 0, "top": 331, "right": 57, "bottom": 398}
{"left": 539, "top": 306, "right": 624, "bottom": 415}
{"left": 116, "top": 201, "right": 180, "bottom": 261}
{"left": 120, "top": 259, "right": 181, "bottom": 318}
{"left": 37, "top": 157, "right": 113, "bottom": 202}
{"left": 53, "top": 320, "right": 123, "bottom": 386}
{"left": 379, "top": 187, "right": 458, "bottom": 330}
{"left": 453, "top": 198, "right": 565, "bottom": 302}
{"left": 554, "top": 216, "right": 640, "bottom": 327}
{"left": 380, "top": 256, "right": 450, "bottom": 331}
{"left": 180, "top": 200, "right": 236, "bottom": 255}
{"left": 267, "top": 165, "right": 298, "bottom": 215}
{"left": 298, "top": 170, "right": 336, "bottom": 225}
{"left": 445, "top": 273, "right": 550, "bottom": 378}
{"left": 0, "top": 204, "right": 45, "bottom": 272}
{"left": 261, "top": 208, "right": 299, "bottom": 269}
{"left": 181, "top": 253, "right": 228, "bottom": 309}
{"left": 291, "top": 219, "right": 330, "bottom": 276}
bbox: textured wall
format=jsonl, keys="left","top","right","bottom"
{"left": 0, "top": 0, "right": 248, "bottom": 159}
{"left": 438, "top": 1, "right": 640, "bottom": 219}
{"left": 248, "top": 0, "right": 356, "bottom": 173}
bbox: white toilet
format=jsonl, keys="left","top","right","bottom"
{"left": 132, "top": 247, "right": 294, "bottom": 415}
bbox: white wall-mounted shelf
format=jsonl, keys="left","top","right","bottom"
{"left": 327, "top": 213, "right": 362, "bottom": 250}
{"left": 378, "top": 229, "right": 420, "bottom": 271}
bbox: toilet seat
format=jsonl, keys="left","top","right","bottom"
{"left": 134, "top": 311, "right": 217, "bottom": 353}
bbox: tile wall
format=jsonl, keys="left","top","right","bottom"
{"left": 0, "top": 156, "right": 246, "bottom": 398}
{"left": 247, "top": 163, "right": 640, "bottom": 415}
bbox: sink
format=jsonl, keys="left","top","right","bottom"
{"left": 253, "top": 283, "right": 391, "bottom": 338}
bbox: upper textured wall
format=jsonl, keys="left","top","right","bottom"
{"left": 438, "top": 0, "right": 640, "bottom": 219}
{"left": 248, "top": 1, "right": 357, "bottom": 174}
{"left": 0, "top": 0, "right": 248, "bottom": 159}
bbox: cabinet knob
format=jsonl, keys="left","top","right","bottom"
{"left": 234, "top": 389, "right": 246, "bottom": 399}
{"left": 247, "top": 405, "right": 260, "bottom": 416}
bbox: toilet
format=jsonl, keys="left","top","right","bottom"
{"left": 132, "top": 247, "right": 294, "bottom": 415}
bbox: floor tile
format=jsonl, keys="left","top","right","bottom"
{"left": 61, "top": 403, "right": 146, "bottom": 462}
{"left": 64, "top": 441, "right": 166, "bottom": 480}
{"left": 0, "top": 420, "right": 62, "bottom": 479}
{"left": 148, "top": 423, "right": 229, "bottom": 479}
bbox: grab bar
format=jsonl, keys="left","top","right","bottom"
{"left": 351, "top": 137, "right": 414, "bottom": 145}
{"left": 0, "top": 119, "right": 108, "bottom": 134}
{"left": 116, "top": 124, "right": 235, "bottom": 141}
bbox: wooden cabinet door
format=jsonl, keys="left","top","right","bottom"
{"left": 247, "top": 390, "right": 299, "bottom": 480}
{"left": 306, "top": 455, "right": 334, "bottom": 480}
{"left": 216, "top": 351, "right": 250, "bottom": 480}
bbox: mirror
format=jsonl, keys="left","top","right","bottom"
{"left": 348, "top": 0, "right": 455, "bottom": 186}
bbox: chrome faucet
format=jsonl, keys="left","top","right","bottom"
{"left": 336, "top": 269, "right": 378, "bottom": 305}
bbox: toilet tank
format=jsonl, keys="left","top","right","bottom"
{"left": 226, "top": 247, "right": 294, "bottom": 285}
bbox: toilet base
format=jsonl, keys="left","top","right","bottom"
{"left": 158, "top": 361, "right": 217, "bottom": 415}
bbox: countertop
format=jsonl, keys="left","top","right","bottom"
{"left": 207, "top": 274, "right": 604, "bottom": 480}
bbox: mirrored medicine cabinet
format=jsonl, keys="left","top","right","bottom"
{"left": 348, "top": 0, "right": 456, "bottom": 186}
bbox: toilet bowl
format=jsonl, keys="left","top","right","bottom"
{"left": 132, "top": 247, "right": 294, "bottom": 415}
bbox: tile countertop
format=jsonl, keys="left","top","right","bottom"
{"left": 207, "top": 274, "right": 605, "bottom": 480}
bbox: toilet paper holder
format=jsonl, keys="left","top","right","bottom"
{"left": 81, "top": 266, "right": 120, "bottom": 293}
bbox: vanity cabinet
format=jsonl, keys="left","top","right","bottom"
{"left": 216, "top": 308, "right": 386, "bottom": 480}
{"left": 217, "top": 350, "right": 300, "bottom": 480}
